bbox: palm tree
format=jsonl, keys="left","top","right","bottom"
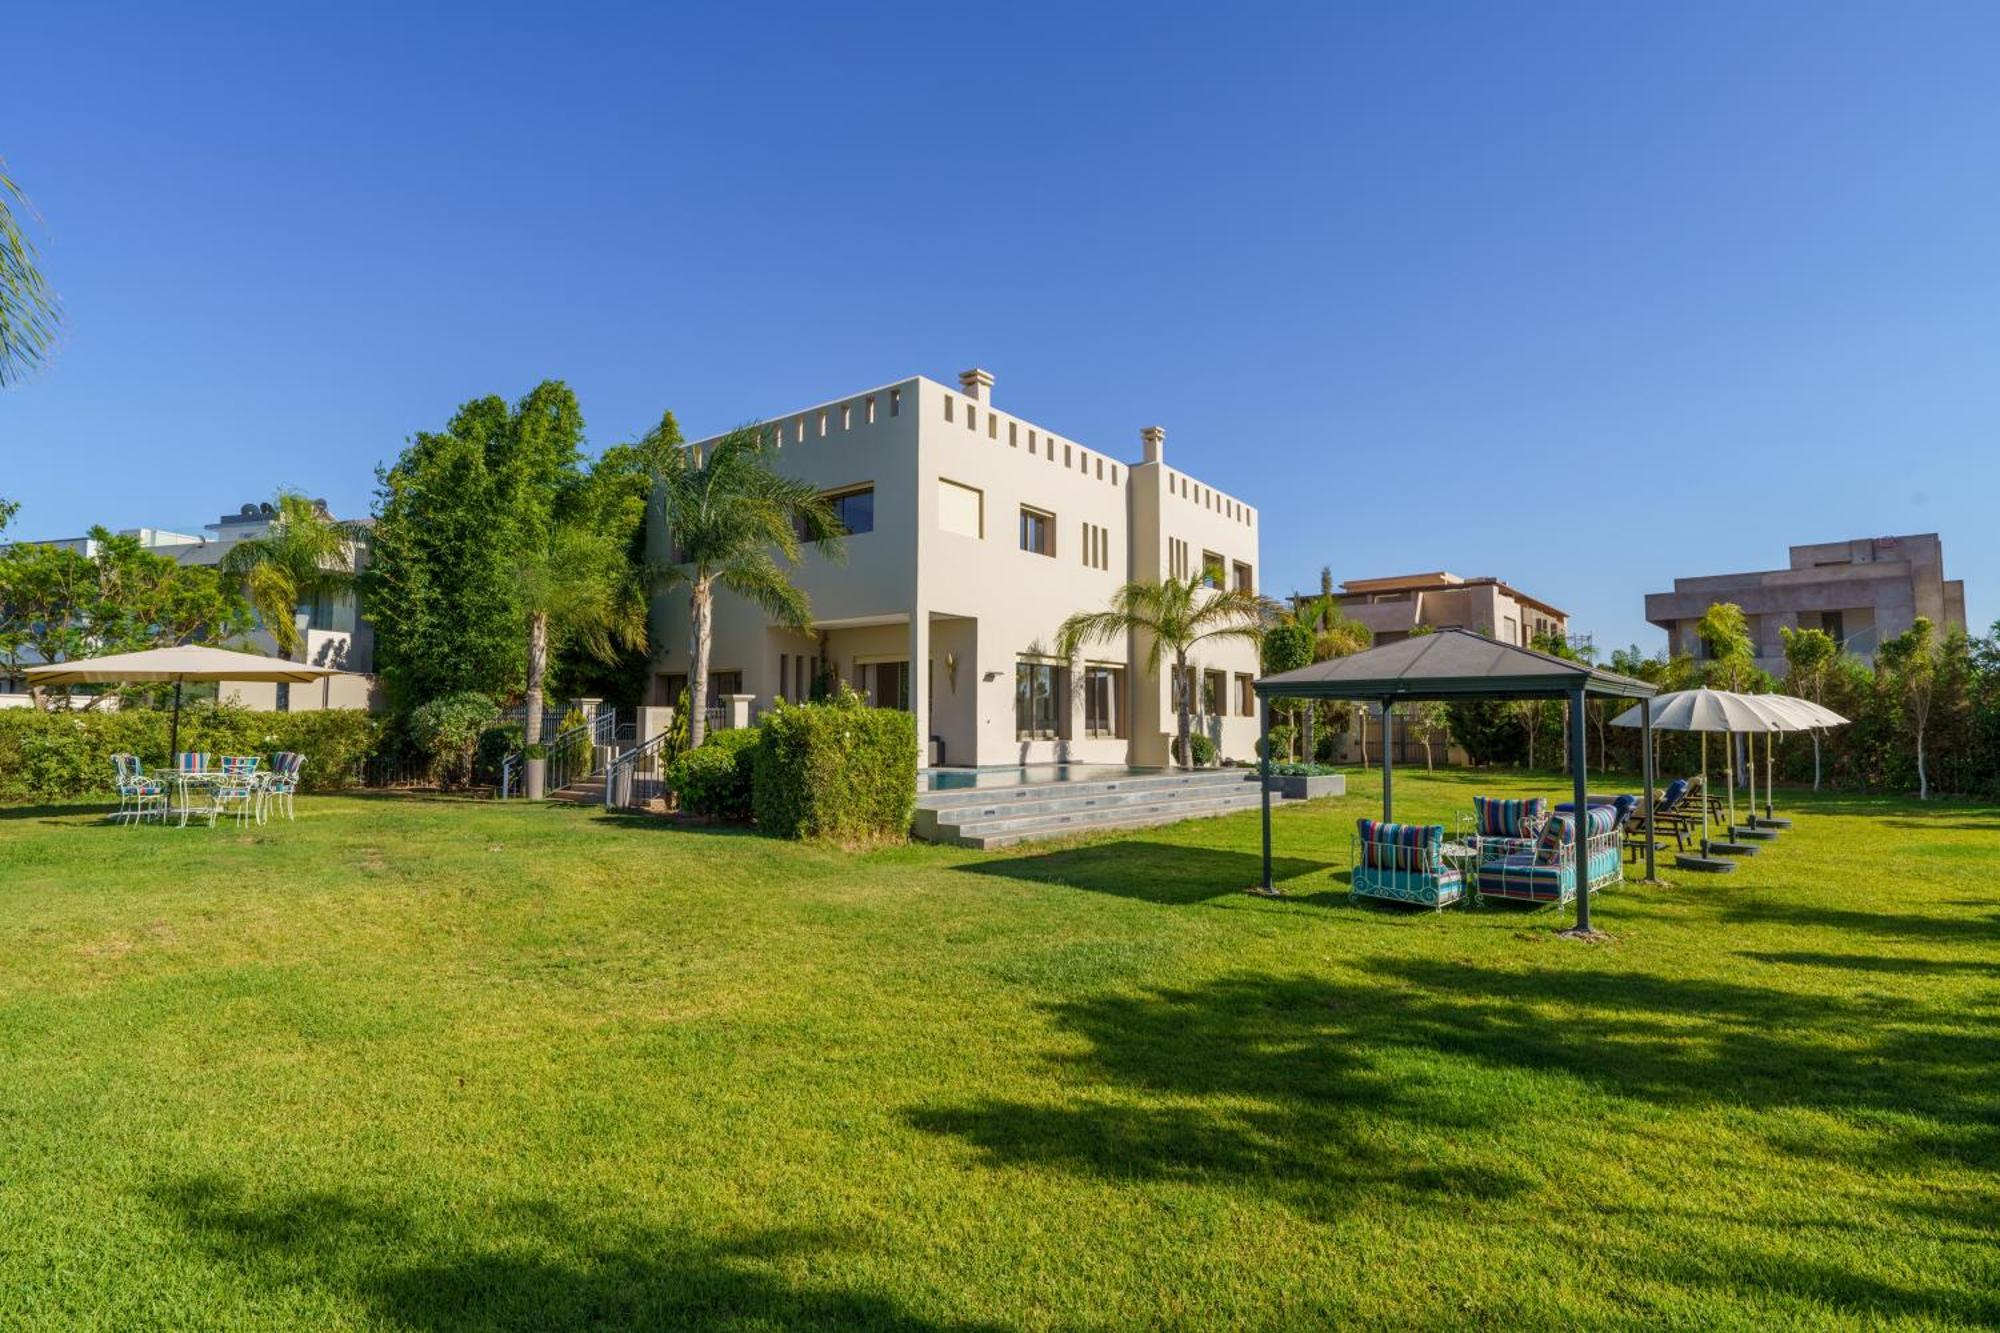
{"left": 651, "top": 423, "right": 843, "bottom": 749}
{"left": 514, "top": 501, "right": 651, "bottom": 795}
{"left": 218, "top": 493, "right": 357, "bottom": 665}
{"left": 1, "top": 164, "right": 60, "bottom": 387}
{"left": 1057, "top": 573, "right": 1274, "bottom": 769}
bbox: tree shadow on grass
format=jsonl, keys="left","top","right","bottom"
{"left": 1718, "top": 899, "right": 2000, "bottom": 945}
{"left": 953, "top": 841, "right": 1335, "bottom": 906}
{"left": 152, "top": 1175, "right": 997, "bottom": 1332}
{"left": 1739, "top": 950, "right": 2000, "bottom": 977}
{"left": 909, "top": 960, "right": 2000, "bottom": 1224}
{"left": 0, "top": 801, "right": 117, "bottom": 821}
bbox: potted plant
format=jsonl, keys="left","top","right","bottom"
{"left": 1265, "top": 761, "right": 1346, "bottom": 800}
{"left": 523, "top": 742, "right": 548, "bottom": 800}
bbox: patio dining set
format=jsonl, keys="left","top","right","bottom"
{"left": 110, "top": 752, "right": 307, "bottom": 828}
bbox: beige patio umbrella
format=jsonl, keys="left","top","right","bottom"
{"left": 1612, "top": 688, "right": 1781, "bottom": 852}
{"left": 25, "top": 645, "right": 336, "bottom": 755}
{"left": 1742, "top": 694, "right": 1850, "bottom": 817}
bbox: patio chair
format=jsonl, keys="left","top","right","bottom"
{"left": 1476, "top": 807, "right": 1623, "bottom": 908}
{"left": 218, "top": 754, "right": 261, "bottom": 779}
{"left": 110, "top": 753, "right": 166, "bottom": 826}
{"left": 174, "top": 751, "right": 213, "bottom": 775}
{"left": 259, "top": 752, "right": 305, "bottom": 823}
{"left": 1350, "top": 818, "right": 1465, "bottom": 910}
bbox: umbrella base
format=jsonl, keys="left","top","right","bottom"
{"left": 1749, "top": 816, "right": 1792, "bottom": 829}
{"left": 1730, "top": 826, "right": 1779, "bottom": 841}
{"left": 1707, "top": 839, "right": 1759, "bottom": 856}
{"left": 1675, "top": 853, "right": 1737, "bottom": 874}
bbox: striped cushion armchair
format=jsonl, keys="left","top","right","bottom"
{"left": 1351, "top": 818, "right": 1465, "bottom": 910}
{"left": 1477, "top": 807, "right": 1623, "bottom": 907}
{"left": 260, "top": 751, "right": 306, "bottom": 823}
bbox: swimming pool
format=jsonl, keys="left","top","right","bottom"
{"left": 916, "top": 763, "right": 1169, "bottom": 793}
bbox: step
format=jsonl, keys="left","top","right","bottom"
{"left": 549, "top": 778, "right": 608, "bottom": 804}
{"left": 937, "top": 788, "right": 1279, "bottom": 849}
{"left": 919, "top": 777, "right": 1267, "bottom": 827}
{"left": 917, "top": 768, "right": 1256, "bottom": 812}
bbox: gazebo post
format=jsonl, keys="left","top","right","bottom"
{"left": 1380, "top": 700, "right": 1394, "bottom": 821}
{"left": 1640, "top": 694, "right": 1657, "bottom": 883}
{"left": 1258, "top": 697, "right": 1274, "bottom": 894}
{"left": 1570, "top": 686, "right": 1591, "bottom": 933}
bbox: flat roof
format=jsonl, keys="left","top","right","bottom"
{"left": 1253, "top": 628, "right": 1654, "bottom": 702}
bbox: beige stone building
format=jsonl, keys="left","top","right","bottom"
{"left": 1645, "top": 533, "right": 1966, "bottom": 674}
{"left": 648, "top": 369, "right": 1264, "bottom": 770}
{"left": 1331, "top": 572, "right": 1568, "bottom": 648}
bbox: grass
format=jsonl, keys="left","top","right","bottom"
{"left": 0, "top": 769, "right": 1995, "bottom": 1330}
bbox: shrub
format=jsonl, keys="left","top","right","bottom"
{"left": 0, "top": 705, "right": 384, "bottom": 803}
{"left": 474, "top": 723, "right": 524, "bottom": 786}
{"left": 555, "top": 705, "right": 591, "bottom": 771}
{"left": 671, "top": 727, "right": 760, "bottom": 821}
{"left": 1258, "top": 723, "right": 1296, "bottom": 762}
{"left": 408, "top": 692, "right": 499, "bottom": 789}
{"left": 1189, "top": 734, "right": 1217, "bottom": 767}
{"left": 1270, "top": 761, "right": 1340, "bottom": 777}
{"left": 752, "top": 691, "right": 916, "bottom": 845}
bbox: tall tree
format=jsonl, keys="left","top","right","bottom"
{"left": 1780, "top": 625, "right": 1839, "bottom": 788}
{"left": 0, "top": 164, "right": 60, "bottom": 386}
{"left": 650, "top": 423, "right": 843, "bottom": 750}
{"left": 1878, "top": 616, "right": 1941, "bottom": 799}
{"left": 217, "top": 493, "right": 358, "bottom": 662}
{"left": 1058, "top": 573, "right": 1275, "bottom": 769}
{"left": 1286, "top": 586, "right": 1371, "bottom": 763}
{"left": 363, "top": 383, "right": 584, "bottom": 713}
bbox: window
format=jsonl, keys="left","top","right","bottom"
{"left": 938, "top": 479, "right": 983, "bottom": 538}
{"left": 840, "top": 403, "right": 851, "bottom": 431}
{"left": 794, "top": 416, "right": 805, "bottom": 443}
{"left": 865, "top": 396, "right": 876, "bottom": 424}
{"left": 944, "top": 395, "right": 954, "bottom": 423}
{"left": 988, "top": 413, "right": 998, "bottom": 439}
{"left": 1019, "top": 506, "right": 1054, "bottom": 557}
{"left": 708, "top": 670, "right": 743, "bottom": 707}
{"left": 817, "top": 410, "right": 828, "bottom": 438}
{"left": 863, "top": 660, "right": 910, "bottom": 711}
{"left": 1009, "top": 421, "right": 1018, "bottom": 448}
{"left": 807, "top": 485, "right": 874, "bottom": 537}
{"left": 1236, "top": 673, "right": 1256, "bottom": 716}
{"left": 1063, "top": 444, "right": 1072, "bottom": 467}
{"left": 966, "top": 404, "right": 977, "bottom": 431}
{"left": 1502, "top": 616, "right": 1518, "bottom": 644}
{"left": 1084, "top": 666, "right": 1123, "bottom": 737}
{"left": 1201, "top": 551, "right": 1225, "bottom": 589}
{"left": 1822, "top": 610, "right": 1845, "bottom": 645}
{"left": 1015, "top": 660, "right": 1067, "bottom": 739}
{"left": 1233, "top": 561, "right": 1253, "bottom": 594}
{"left": 889, "top": 388, "right": 900, "bottom": 416}
{"left": 1203, "top": 669, "right": 1226, "bottom": 716}
{"left": 1168, "top": 538, "right": 1190, "bottom": 580}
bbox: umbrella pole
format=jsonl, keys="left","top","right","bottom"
{"left": 1699, "top": 731, "right": 1709, "bottom": 854}
{"left": 170, "top": 677, "right": 183, "bottom": 759}
{"left": 1724, "top": 731, "right": 1736, "bottom": 829}
{"left": 1765, "top": 732, "right": 1774, "bottom": 821}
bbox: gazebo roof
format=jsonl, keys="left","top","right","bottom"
{"left": 1252, "top": 628, "right": 1657, "bottom": 702}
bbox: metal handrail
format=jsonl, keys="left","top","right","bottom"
{"left": 498, "top": 716, "right": 602, "bottom": 799}
{"left": 604, "top": 730, "right": 674, "bottom": 811}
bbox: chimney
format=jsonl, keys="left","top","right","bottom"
{"left": 958, "top": 368, "right": 994, "bottom": 403}
{"left": 1141, "top": 425, "right": 1165, "bottom": 463}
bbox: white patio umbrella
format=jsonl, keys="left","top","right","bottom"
{"left": 1612, "top": 688, "right": 1781, "bottom": 844}
{"left": 1745, "top": 694, "right": 1850, "bottom": 804}
{"left": 24, "top": 645, "right": 336, "bottom": 755}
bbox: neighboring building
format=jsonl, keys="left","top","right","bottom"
{"left": 1330, "top": 572, "right": 1568, "bottom": 648}
{"left": 1645, "top": 533, "right": 1966, "bottom": 674}
{"left": 648, "top": 368, "right": 1264, "bottom": 768}
{"left": 2, "top": 501, "right": 380, "bottom": 711}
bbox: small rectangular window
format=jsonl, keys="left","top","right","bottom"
{"left": 1009, "top": 421, "right": 1018, "bottom": 448}
{"left": 944, "top": 396, "right": 954, "bottom": 423}
{"left": 794, "top": 416, "right": 806, "bottom": 444}
{"left": 890, "top": 388, "right": 901, "bottom": 417}
{"left": 938, "top": 479, "right": 983, "bottom": 539}
{"left": 1237, "top": 673, "right": 1256, "bottom": 717}
{"left": 1019, "top": 506, "right": 1055, "bottom": 557}
{"left": 1063, "top": 444, "right": 1072, "bottom": 467}
{"left": 1096, "top": 458, "right": 1104, "bottom": 481}
{"left": 840, "top": 404, "right": 851, "bottom": 431}
{"left": 817, "top": 410, "right": 828, "bottom": 438}
{"left": 967, "top": 405, "right": 977, "bottom": 431}
{"left": 1203, "top": 669, "right": 1225, "bottom": 717}
{"left": 1028, "top": 429, "right": 1037, "bottom": 452}
{"left": 865, "top": 396, "right": 876, "bottom": 424}
{"left": 988, "top": 413, "right": 998, "bottom": 439}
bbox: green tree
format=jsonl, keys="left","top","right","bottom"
{"left": 0, "top": 497, "right": 17, "bottom": 535}
{"left": 1696, "top": 602, "right": 1757, "bottom": 691}
{"left": 1259, "top": 621, "right": 1312, "bottom": 760}
{"left": 1059, "top": 573, "right": 1274, "bottom": 769}
{"left": 1780, "top": 625, "right": 1839, "bottom": 789}
{"left": 217, "top": 493, "right": 358, "bottom": 662}
{"left": 364, "top": 383, "right": 584, "bottom": 712}
{"left": 1411, "top": 698, "right": 1452, "bottom": 771}
{"left": 650, "top": 423, "right": 843, "bottom": 750}
{"left": 1878, "top": 616, "right": 1941, "bottom": 799}
{"left": 1, "top": 165, "right": 60, "bottom": 386}
{"left": 1285, "top": 574, "right": 1371, "bottom": 763}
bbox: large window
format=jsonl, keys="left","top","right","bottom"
{"left": 827, "top": 486, "right": 873, "bottom": 536}
{"left": 1233, "top": 561, "right": 1253, "bottom": 594}
{"left": 1236, "top": 673, "right": 1256, "bottom": 716}
{"left": 1084, "top": 666, "right": 1124, "bottom": 738}
{"left": 861, "top": 660, "right": 909, "bottom": 710}
{"left": 938, "top": 479, "right": 983, "bottom": 538}
{"left": 1015, "top": 660, "right": 1067, "bottom": 739}
{"left": 1019, "top": 506, "right": 1055, "bottom": 557}
{"left": 1203, "top": 669, "right": 1226, "bottom": 716}
{"left": 1201, "top": 551, "right": 1225, "bottom": 589}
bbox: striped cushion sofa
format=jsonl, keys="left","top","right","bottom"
{"left": 1476, "top": 806, "right": 1623, "bottom": 907}
{"left": 1471, "top": 795, "right": 1548, "bottom": 841}
{"left": 1351, "top": 819, "right": 1464, "bottom": 910}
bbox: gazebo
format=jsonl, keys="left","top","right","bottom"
{"left": 1251, "top": 629, "right": 1660, "bottom": 932}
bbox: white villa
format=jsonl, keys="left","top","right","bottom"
{"left": 648, "top": 369, "right": 1265, "bottom": 770}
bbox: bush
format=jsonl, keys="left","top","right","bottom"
{"left": 1269, "top": 761, "right": 1340, "bottom": 776}
{"left": 0, "top": 704, "right": 384, "bottom": 803}
{"left": 408, "top": 692, "right": 499, "bottom": 789}
{"left": 474, "top": 723, "right": 523, "bottom": 786}
{"left": 1189, "top": 733, "right": 1217, "bottom": 767}
{"left": 1258, "top": 723, "right": 1296, "bottom": 762}
{"left": 752, "top": 691, "right": 916, "bottom": 845}
{"left": 671, "top": 727, "right": 760, "bottom": 821}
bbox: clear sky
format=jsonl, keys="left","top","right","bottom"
{"left": 4, "top": 1, "right": 1996, "bottom": 652}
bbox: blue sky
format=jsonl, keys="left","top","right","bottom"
{"left": 4, "top": 1, "right": 1995, "bottom": 651}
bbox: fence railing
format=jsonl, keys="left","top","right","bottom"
{"left": 604, "top": 730, "right": 674, "bottom": 811}
{"left": 499, "top": 712, "right": 616, "bottom": 799}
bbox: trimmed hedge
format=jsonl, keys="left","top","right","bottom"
{"left": 671, "top": 727, "right": 761, "bottom": 821}
{"left": 0, "top": 706, "right": 385, "bottom": 804}
{"left": 752, "top": 695, "right": 916, "bottom": 845}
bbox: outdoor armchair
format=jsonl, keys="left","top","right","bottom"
{"left": 1476, "top": 807, "right": 1622, "bottom": 908}
{"left": 1350, "top": 819, "right": 1466, "bottom": 910}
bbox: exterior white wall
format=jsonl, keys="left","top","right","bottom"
{"left": 649, "top": 373, "right": 1264, "bottom": 768}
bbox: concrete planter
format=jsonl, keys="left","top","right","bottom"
{"left": 1267, "top": 773, "right": 1346, "bottom": 800}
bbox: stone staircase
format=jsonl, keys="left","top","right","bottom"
{"left": 914, "top": 768, "right": 1282, "bottom": 849}
{"left": 549, "top": 775, "right": 608, "bottom": 805}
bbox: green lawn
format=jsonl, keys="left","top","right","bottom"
{"left": 1, "top": 772, "right": 1995, "bottom": 1330}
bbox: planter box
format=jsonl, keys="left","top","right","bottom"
{"left": 1267, "top": 773, "right": 1346, "bottom": 800}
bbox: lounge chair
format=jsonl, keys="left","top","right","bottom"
{"left": 1476, "top": 807, "right": 1623, "bottom": 908}
{"left": 1623, "top": 778, "right": 1694, "bottom": 855}
{"left": 1351, "top": 819, "right": 1465, "bottom": 910}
